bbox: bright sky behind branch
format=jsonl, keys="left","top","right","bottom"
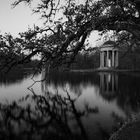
{"left": 0, "top": 0, "right": 42, "bottom": 36}
{"left": 0, "top": 0, "right": 103, "bottom": 47}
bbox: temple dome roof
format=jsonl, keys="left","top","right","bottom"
{"left": 103, "top": 40, "right": 116, "bottom": 46}
{"left": 100, "top": 40, "right": 118, "bottom": 50}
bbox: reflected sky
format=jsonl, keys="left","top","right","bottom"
{"left": 0, "top": 71, "right": 140, "bottom": 140}
{"left": 42, "top": 71, "right": 140, "bottom": 139}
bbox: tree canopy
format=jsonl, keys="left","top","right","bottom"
{"left": 1, "top": 0, "right": 140, "bottom": 71}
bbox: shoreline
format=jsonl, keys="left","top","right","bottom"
{"left": 110, "top": 115, "right": 140, "bottom": 140}
{"left": 70, "top": 69, "right": 140, "bottom": 73}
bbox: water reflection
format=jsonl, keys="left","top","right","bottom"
{"left": 0, "top": 69, "right": 34, "bottom": 86}
{"left": 0, "top": 93, "right": 89, "bottom": 140}
{"left": 41, "top": 72, "right": 100, "bottom": 96}
{"left": 117, "top": 74, "right": 140, "bottom": 114}
{"left": 99, "top": 72, "right": 118, "bottom": 101}
{"left": 43, "top": 72, "right": 140, "bottom": 115}
{"left": 0, "top": 71, "right": 140, "bottom": 140}
{"left": 41, "top": 72, "right": 140, "bottom": 140}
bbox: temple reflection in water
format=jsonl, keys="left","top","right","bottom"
{"left": 99, "top": 72, "right": 118, "bottom": 100}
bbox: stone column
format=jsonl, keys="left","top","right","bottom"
{"left": 107, "top": 50, "right": 109, "bottom": 67}
{"left": 112, "top": 51, "right": 114, "bottom": 67}
{"left": 102, "top": 51, "right": 104, "bottom": 67}
{"left": 100, "top": 52, "right": 102, "bottom": 68}
{"left": 116, "top": 51, "right": 119, "bottom": 67}
{"left": 105, "top": 51, "right": 107, "bottom": 67}
{"left": 100, "top": 51, "right": 104, "bottom": 68}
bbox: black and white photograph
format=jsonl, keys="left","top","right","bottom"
{"left": 0, "top": 0, "right": 140, "bottom": 140}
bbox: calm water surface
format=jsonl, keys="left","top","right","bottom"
{"left": 0, "top": 71, "right": 140, "bottom": 140}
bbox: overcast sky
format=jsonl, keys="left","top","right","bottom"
{"left": 0, "top": 0, "right": 42, "bottom": 36}
{"left": 0, "top": 0, "right": 102, "bottom": 47}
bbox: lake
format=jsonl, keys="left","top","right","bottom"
{"left": 0, "top": 71, "right": 140, "bottom": 140}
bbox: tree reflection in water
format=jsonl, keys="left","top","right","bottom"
{"left": 100, "top": 72, "right": 140, "bottom": 113}
{"left": 0, "top": 69, "right": 34, "bottom": 86}
{"left": 41, "top": 71, "right": 140, "bottom": 139}
{"left": 42, "top": 72, "right": 140, "bottom": 114}
{"left": 0, "top": 86, "right": 100, "bottom": 140}
{"left": 1, "top": 72, "right": 140, "bottom": 140}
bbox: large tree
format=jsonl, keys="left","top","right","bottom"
{"left": 1, "top": 0, "right": 140, "bottom": 71}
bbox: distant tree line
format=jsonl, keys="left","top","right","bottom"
{"left": 119, "top": 44, "right": 140, "bottom": 70}
{"left": 55, "top": 44, "right": 140, "bottom": 71}
{"left": 70, "top": 52, "right": 99, "bottom": 70}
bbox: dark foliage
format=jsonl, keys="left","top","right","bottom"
{"left": 1, "top": 0, "right": 140, "bottom": 71}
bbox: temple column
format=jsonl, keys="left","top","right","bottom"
{"left": 104, "top": 51, "right": 106, "bottom": 67}
{"left": 100, "top": 51, "right": 104, "bottom": 68}
{"left": 100, "top": 52, "right": 102, "bottom": 67}
{"left": 112, "top": 51, "right": 115, "bottom": 67}
{"left": 107, "top": 50, "right": 109, "bottom": 67}
{"left": 115, "top": 51, "right": 119, "bottom": 67}
{"left": 102, "top": 51, "right": 104, "bottom": 67}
